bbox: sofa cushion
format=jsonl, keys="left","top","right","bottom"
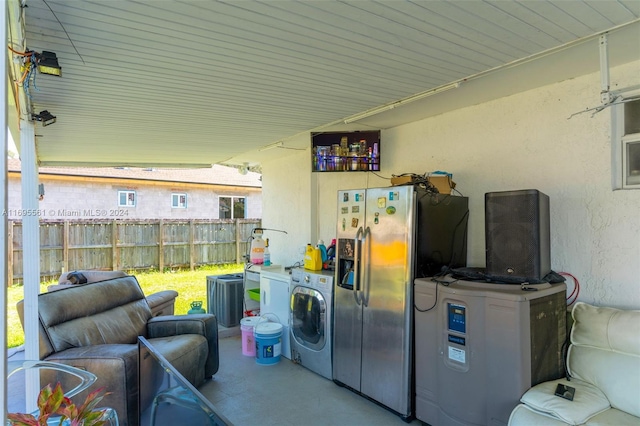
{"left": 146, "top": 290, "right": 179, "bottom": 317}
{"left": 147, "top": 314, "right": 220, "bottom": 380}
{"left": 149, "top": 334, "right": 209, "bottom": 387}
{"left": 585, "top": 407, "right": 640, "bottom": 425}
{"left": 45, "top": 344, "right": 140, "bottom": 426}
{"left": 571, "top": 302, "right": 640, "bottom": 355}
{"left": 509, "top": 404, "right": 571, "bottom": 425}
{"left": 509, "top": 404, "right": 640, "bottom": 426}
{"left": 38, "top": 276, "right": 152, "bottom": 354}
{"left": 569, "top": 345, "right": 640, "bottom": 418}
{"left": 48, "top": 276, "right": 178, "bottom": 318}
{"left": 519, "top": 378, "right": 609, "bottom": 425}
{"left": 569, "top": 302, "right": 640, "bottom": 417}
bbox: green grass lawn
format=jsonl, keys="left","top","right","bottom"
{"left": 6, "top": 264, "right": 244, "bottom": 349}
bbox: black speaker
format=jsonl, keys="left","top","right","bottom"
{"left": 485, "top": 189, "right": 550, "bottom": 282}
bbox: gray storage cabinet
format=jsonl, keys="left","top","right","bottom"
{"left": 414, "top": 278, "right": 566, "bottom": 426}
{"left": 206, "top": 274, "right": 244, "bottom": 327}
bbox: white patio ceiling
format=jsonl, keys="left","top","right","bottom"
{"left": 8, "top": 0, "right": 640, "bottom": 169}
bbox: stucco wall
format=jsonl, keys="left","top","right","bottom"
{"left": 262, "top": 60, "right": 640, "bottom": 309}
{"left": 260, "top": 152, "right": 313, "bottom": 266}
{"left": 7, "top": 177, "right": 262, "bottom": 220}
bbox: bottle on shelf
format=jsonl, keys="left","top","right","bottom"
{"left": 263, "top": 238, "right": 271, "bottom": 266}
{"left": 317, "top": 240, "right": 328, "bottom": 263}
{"left": 304, "top": 244, "right": 322, "bottom": 271}
{"left": 327, "top": 238, "right": 336, "bottom": 259}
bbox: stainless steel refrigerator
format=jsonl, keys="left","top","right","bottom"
{"left": 333, "top": 185, "right": 469, "bottom": 420}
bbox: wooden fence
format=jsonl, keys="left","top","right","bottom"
{"left": 8, "top": 218, "right": 261, "bottom": 284}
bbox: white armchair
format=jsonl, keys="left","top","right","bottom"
{"left": 508, "top": 302, "right": 640, "bottom": 425}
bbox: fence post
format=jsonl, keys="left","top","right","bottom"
{"left": 189, "top": 219, "right": 195, "bottom": 271}
{"left": 158, "top": 219, "right": 164, "bottom": 272}
{"left": 62, "top": 220, "right": 69, "bottom": 274}
{"left": 112, "top": 220, "right": 118, "bottom": 270}
{"left": 7, "top": 220, "right": 13, "bottom": 285}
{"left": 235, "top": 218, "right": 242, "bottom": 264}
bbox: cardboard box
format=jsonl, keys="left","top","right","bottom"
{"left": 391, "top": 174, "right": 456, "bottom": 194}
{"left": 390, "top": 176, "right": 414, "bottom": 186}
{"left": 427, "top": 175, "right": 455, "bottom": 194}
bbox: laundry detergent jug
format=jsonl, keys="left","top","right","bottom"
{"left": 317, "top": 240, "right": 328, "bottom": 263}
{"left": 304, "top": 244, "right": 322, "bottom": 271}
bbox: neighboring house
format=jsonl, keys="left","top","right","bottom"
{"left": 6, "top": 159, "right": 262, "bottom": 220}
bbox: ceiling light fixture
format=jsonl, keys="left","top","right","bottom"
{"left": 258, "top": 141, "right": 283, "bottom": 152}
{"left": 344, "top": 81, "right": 462, "bottom": 124}
{"left": 32, "top": 110, "right": 57, "bottom": 126}
{"left": 36, "top": 51, "right": 62, "bottom": 76}
{"left": 239, "top": 162, "right": 249, "bottom": 175}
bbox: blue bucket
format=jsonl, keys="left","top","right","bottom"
{"left": 254, "top": 321, "right": 283, "bottom": 365}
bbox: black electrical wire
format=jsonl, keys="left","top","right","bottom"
{"left": 42, "top": 0, "right": 85, "bottom": 64}
{"left": 561, "top": 337, "right": 572, "bottom": 381}
{"left": 414, "top": 276, "right": 457, "bottom": 313}
{"left": 371, "top": 171, "right": 394, "bottom": 180}
{"left": 392, "top": 173, "right": 440, "bottom": 194}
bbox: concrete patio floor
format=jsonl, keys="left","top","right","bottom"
{"left": 199, "top": 334, "right": 420, "bottom": 425}
{"left": 7, "top": 325, "right": 419, "bottom": 425}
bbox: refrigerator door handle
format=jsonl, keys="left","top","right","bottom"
{"left": 353, "top": 227, "right": 364, "bottom": 305}
{"left": 361, "top": 226, "right": 371, "bottom": 307}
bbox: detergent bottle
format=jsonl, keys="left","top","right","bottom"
{"left": 263, "top": 238, "right": 271, "bottom": 266}
{"left": 304, "top": 244, "right": 322, "bottom": 271}
{"left": 249, "top": 229, "right": 265, "bottom": 264}
{"left": 317, "top": 240, "right": 328, "bottom": 263}
{"left": 327, "top": 238, "right": 336, "bottom": 259}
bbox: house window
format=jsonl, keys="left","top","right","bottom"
{"left": 118, "top": 190, "right": 136, "bottom": 207}
{"left": 172, "top": 193, "right": 187, "bottom": 208}
{"left": 625, "top": 141, "right": 640, "bottom": 187}
{"left": 219, "top": 196, "right": 245, "bottom": 219}
{"left": 612, "top": 92, "right": 640, "bottom": 189}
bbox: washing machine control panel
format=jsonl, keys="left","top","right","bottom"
{"left": 291, "top": 268, "right": 334, "bottom": 293}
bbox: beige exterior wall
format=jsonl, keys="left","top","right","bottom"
{"left": 262, "top": 60, "right": 640, "bottom": 309}
{"left": 6, "top": 176, "right": 262, "bottom": 220}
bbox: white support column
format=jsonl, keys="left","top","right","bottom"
{"left": 20, "top": 120, "right": 40, "bottom": 411}
{"left": 1, "top": 0, "right": 9, "bottom": 421}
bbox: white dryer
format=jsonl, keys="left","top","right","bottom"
{"left": 290, "top": 268, "right": 334, "bottom": 380}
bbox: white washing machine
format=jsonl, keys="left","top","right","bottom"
{"left": 289, "top": 268, "right": 334, "bottom": 380}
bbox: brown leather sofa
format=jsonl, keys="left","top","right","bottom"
{"left": 47, "top": 270, "right": 178, "bottom": 317}
{"left": 17, "top": 275, "right": 219, "bottom": 426}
